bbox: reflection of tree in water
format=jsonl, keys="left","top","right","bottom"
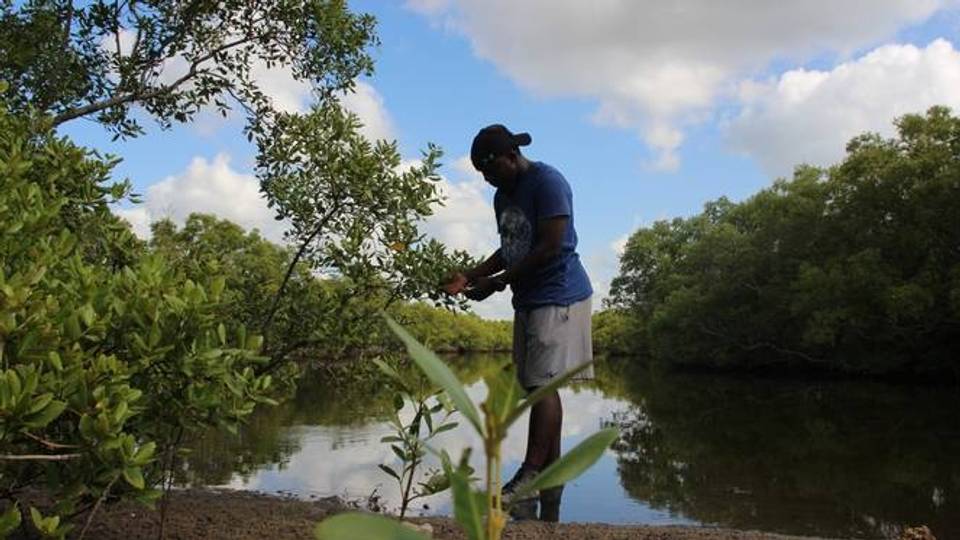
{"left": 180, "top": 404, "right": 302, "bottom": 486}
{"left": 600, "top": 360, "right": 960, "bottom": 539}
{"left": 177, "top": 353, "right": 504, "bottom": 487}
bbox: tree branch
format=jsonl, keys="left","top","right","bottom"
{"left": 114, "top": 0, "right": 123, "bottom": 60}
{"left": 696, "top": 322, "right": 823, "bottom": 364}
{"left": 129, "top": 2, "right": 144, "bottom": 54}
{"left": 61, "top": 0, "right": 75, "bottom": 53}
{"left": 23, "top": 432, "right": 81, "bottom": 450}
{"left": 78, "top": 474, "right": 119, "bottom": 540}
{"left": 0, "top": 453, "right": 82, "bottom": 461}
{"left": 259, "top": 201, "right": 342, "bottom": 342}
{"left": 52, "top": 33, "right": 260, "bottom": 126}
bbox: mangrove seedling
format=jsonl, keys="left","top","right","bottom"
{"left": 314, "top": 315, "right": 618, "bottom": 540}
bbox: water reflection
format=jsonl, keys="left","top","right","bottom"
{"left": 601, "top": 361, "right": 960, "bottom": 539}
{"left": 184, "top": 356, "right": 960, "bottom": 538}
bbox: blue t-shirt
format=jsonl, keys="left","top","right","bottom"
{"left": 494, "top": 161, "right": 593, "bottom": 309}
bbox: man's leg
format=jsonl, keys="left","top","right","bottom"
{"left": 523, "top": 388, "right": 562, "bottom": 469}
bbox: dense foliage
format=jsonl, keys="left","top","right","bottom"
{"left": 149, "top": 214, "right": 509, "bottom": 358}
{"left": 0, "top": 103, "right": 280, "bottom": 537}
{"left": 609, "top": 107, "right": 960, "bottom": 375}
{"left": 0, "top": 1, "right": 480, "bottom": 536}
{"left": 252, "top": 102, "right": 475, "bottom": 363}
{"left": 390, "top": 303, "right": 511, "bottom": 353}
{"left": 0, "top": 0, "right": 376, "bottom": 138}
{"left": 591, "top": 309, "right": 635, "bottom": 356}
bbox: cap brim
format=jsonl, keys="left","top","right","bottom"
{"left": 514, "top": 133, "right": 532, "bottom": 146}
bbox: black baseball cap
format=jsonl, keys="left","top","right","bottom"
{"left": 470, "top": 124, "right": 532, "bottom": 170}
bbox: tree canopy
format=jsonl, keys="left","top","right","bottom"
{"left": 609, "top": 106, "right": 960, "bottom": 375}
{"left": 1, "top": 0, "right": 376, "bottom": 137}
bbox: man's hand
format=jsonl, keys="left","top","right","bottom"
{"left": 442, "top": 272, "right": 469, "bottom": 295}
{"left": 463, "top": 276, "right": 505, "bottom": 301}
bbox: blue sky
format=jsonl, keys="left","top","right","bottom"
{"left": 62, "top": 1, "right": 960, "bottom": 319}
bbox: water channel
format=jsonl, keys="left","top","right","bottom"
{"left": 181, "top": 355, "right": 960, "bottom": 539}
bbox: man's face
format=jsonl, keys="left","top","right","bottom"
{"left": 480, "top": 151, "right": 519, "bottom": 190}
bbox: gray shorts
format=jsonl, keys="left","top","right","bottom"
{"left": 513, "top": 296, "right": 594, "bottom": 389}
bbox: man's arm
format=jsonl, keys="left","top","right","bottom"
{"left": 497, "top": 216, "right": 566, "bottom": 286}
{"left": 442, "top": 249, "right": 504, "bottom": 295}
{"left": 465, "top": 216, "right": 566, "bottom": 299}
{"left": 465, "top": 249, "right": 505, "bottom": 282}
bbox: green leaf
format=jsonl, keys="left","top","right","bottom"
{"left": 510, "top": 427, "right": 619, "bottom": 502}
{"left": 0, "top": 503, "right": 21, "bottom": 536}
{"left": 28, "top": 506, "right": 54, "bottom": 533}
{"left": 133, "top": 442, "right": 156, "bottom": 464}
{"left": 314, "top": 513, "right": 428, "bottom": 540}
{"left": 505, "top": 361, "right": 594, "bottom": 428}
{"left": 372, "top": 357, "right": 402, "bottom": 384}
{"left": 378, "top": 464, "right": 401, "bottom": 482}
{"left": 210, "top": 276, "right": 225, "bottom": 300}
{"left": 417, "top": 469, "right": 451, "bottom": 495}
{"left": 432, "top": 422, "right": 458, "bottom": 435}
{"left": 113, "top": 401, "right": 129, "bottom": 424}
{"left": 78, "top": 415, "right": 95, "bottom": 439}
{"left": 123, "top": 467, "right": 145, "bottom": 490}
{"left": 423, "top": 405, "right": 434, "bottom": 432}
{"left": 78, "top": 303, "right": 96, "bottom": 327}
{"left": 383, "top": 315, "right": 483, "bottom": 436}
{"left": 483, "top": 368, "right": 522, "bottom": 429}
{"left": 217, "top": 323, "right": 226, "bottom": 345}
{"left": 148, "top": 323, "right": 161, "bottom": 348}
{"left": 43, "top": 515, "right": 61, "bottom": 535}
{"left": 133, "top": 488, "right": 164, "bottom": 509}
{"left": 24, "top": 400, "right": 66, "bottom": 428}
{"left": 28, "top": 392, "right": 54, "bottom": 414}
{"left": 64, "top": 314, "right": 81, "bottom": 340}
{"left": 22, "top": 369, "right": 38, "bottom": 398}
{"left": 0, "top": 379, "right": 10, "bottom": 409}
{"left": 48, "top": 351, "right": 63, "bottom": 371}
{"left": 447, "top": 467, "right": 484, "bottom": 540}
{"left": 7, "top": 370, "right": 21, "bottom": 398}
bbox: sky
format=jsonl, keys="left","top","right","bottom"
{"left": 61, "top": 1, "right": 960, "bottom": 319}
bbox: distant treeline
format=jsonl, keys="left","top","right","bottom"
{"left": 149, "top": 214, "right": 511, "bottom": 357}
{"left": 600, "top": 107, "right": 960, "bottom": 377}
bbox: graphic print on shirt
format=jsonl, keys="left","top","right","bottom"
{"left": 499, "top": 206, "right": 532, "bottom": 267}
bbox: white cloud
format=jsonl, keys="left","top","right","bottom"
{"left": 194, "top": 74, "right": 395, "bottom": 143}
{"left": 338, "top": 81, "right": 396, "bottom": 142}
{"left": 467, "top": 291, "right": 514, "bottom": 321}
{"left": 404, "top": 0, "right": 451, "bottom": 17}
{"left": 249, "top": 63, "right": 312, "bottom": 114}
{"left": 422, "top": 156, "right": 496, "bottom": 255}
{"left": 727, "top": 39, "right": 960, "bottom": 177}
{"left": 114, "top": 206, "right": 152, "bottom": 239}
{"left": 611, "top": 233, "right": 630, "bottom": 257}
{"left": 141, "top": 32, "right": 311, "bottom": 115}
{"left": 409, "top": 0, "right": 953, "bottom": 169}
{"left": 114, "top": 153, "right": 286, "bottom": 242}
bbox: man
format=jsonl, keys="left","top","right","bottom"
{"left": 443, "top": 124, "right": 593, "bottom": 521}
